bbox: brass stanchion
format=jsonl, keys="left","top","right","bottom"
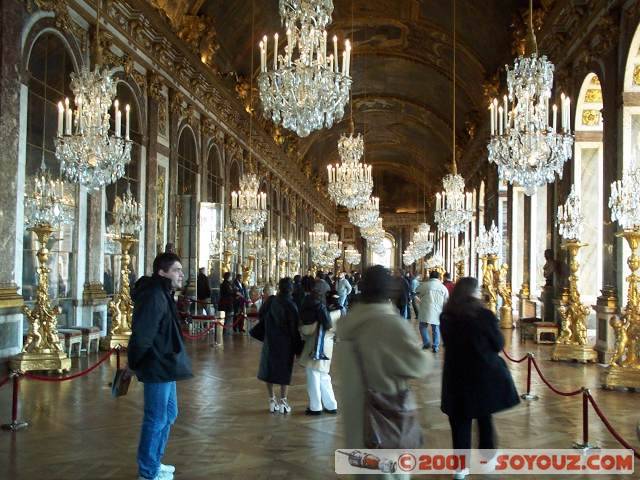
{"left": 101, "top": 234, "right": 137, "bottom": 350}
{"left": 11, "top": 225, "right": 71, "bottom": 372}
{"left": 603, "top": 230, "right": 640, "bottom": 388}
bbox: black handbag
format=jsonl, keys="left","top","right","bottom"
{"left": 353, "top": 342, "right": 423, "bottom": 449}
{"left": 249, "top": 320, "right": 265, "bottom": 342}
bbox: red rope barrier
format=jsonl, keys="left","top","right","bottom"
{"left": 182, "top": 323, "right": 219, "bottom": 340}
{"left": 586, "top": 392, "right": 640, "bottom": 460}
{"left": 23, "top": 349, "right": 115, "bottom": 382}
{"left": 530, "top": 356, "right": 583, "bottom": 397}
{"left": 0, "top": 376, "right": 9, "bottom": 389}
{"left": 502, "top": 349, "right": 528, "bottom": 363}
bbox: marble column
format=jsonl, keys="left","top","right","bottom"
{"left": 0, "top": 0, "right": 27, "bottom": 365}
{"left": 144, "top": 93, "right": 160, "bottom": 274}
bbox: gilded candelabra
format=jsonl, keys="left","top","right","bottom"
{"left": 604, "top": 229, "right": 640, "bottom": 388}
{"left": 551, "top": 241, "right": 597, "bottom": 363}
{"left": 101, "top": 234, "right": 137, "bottom": 350}
{"left": 12, "top": 225, "right": 71, "bottom": 372}
{"left": 455, "top": 260, "right": 465, "bottom": 280}
{"left": 101, "top": 188, "right": 141, "bottom": 350}
{"left": 551, "top": 187, "right": 597, "bottom": 362}
{"left": 497, "top": 263, "right": 514, "bottom": 329}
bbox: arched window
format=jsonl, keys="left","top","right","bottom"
{"left": 206, "top": 145, "right": 223, "bottom": 203}
{"left": 175, "top": 127, "right": 198, "bottom": 281}
{"left": 104, "top": 82, "right": 141, "bottom": 295}
{"left": 370, "top": 234, "right": 395, "bottom": 270}
{"left": 23, "top": 33, "right": 77, "bottom": 324}
{"left": 574, "top": 73, "right": 604, "bottom": 304}
{"left": 177, "top": 127, "right": 198, "bottom": 195}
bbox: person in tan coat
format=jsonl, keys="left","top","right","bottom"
{"left": 334, "top": 266, "right": 431, "bottom": 461}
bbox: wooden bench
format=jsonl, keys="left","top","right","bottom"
{"left": 519, "top": 317, "right": 541, "bottom": 343}
{"left": 67, "top": 326, "right": 101, "bottom": 354}
{"left": 58, "top": 329, "right": 83, "bottom": 357}
{"left": 534, "top": 322, "right": 558, "bottom": 344}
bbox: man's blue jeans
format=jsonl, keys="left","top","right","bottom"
{"left": 138, "top": 381, "right": 178, "bottom": 479}
{"left": 419, "top": 322, "right": 440, "bottom": 350}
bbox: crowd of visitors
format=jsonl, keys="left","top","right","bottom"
{"left": 128, "top": 252, "right": 519, "bottom": 480}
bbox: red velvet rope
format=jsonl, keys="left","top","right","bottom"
{"left": 23, "top": 348, "right": 115, "bottom": 382}
{"left": 530, "top": 356, "right": 583, "bottom": 397}
{"left": 0, "top": 376, "right": 9, "bottom": 388}
{"left": 502, "top": 349, "right": 528, "bottom": 363}
{"left": 586, "top": 392, "right": 640, "bottom": 460}
{"left": 182, "top": 322, "right": 220, "bottom": 340}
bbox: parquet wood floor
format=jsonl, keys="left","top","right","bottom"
{"left": 0, "top": 325, "right": 638, "bottom": 479}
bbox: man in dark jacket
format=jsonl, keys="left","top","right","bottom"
{"left": 128, "top": 252, "right": 193, "bottom": 480}
{"left": 196, "top": 267, "right": 211, "bottom": 314}
{"left": 218, "top": 272, "right": 235, "bottom": 335}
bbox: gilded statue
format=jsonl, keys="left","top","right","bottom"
{"left": 497, "top": 263, "right": 512, "bottom": 309}
{"left": 610, "top": 317, "right": 629, "bottom": 367}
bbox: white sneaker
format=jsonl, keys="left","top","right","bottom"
{"left": 269, "top": 396, "right": 278, "bottom": 413}
{"left": 137, "top": 472, "right": 173, "bottom": 480}
{"left": 453, "top": 468, "right": 469, "bottom": 479}
{"left": 160, "top": 464, "right": 176, "bottom": 474}
{"left": 279, "top": 397, "right": 292, "bottom": 414}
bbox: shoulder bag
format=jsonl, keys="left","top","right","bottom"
{"left": 353, "top": 342, "right": 423, "bottom": 449}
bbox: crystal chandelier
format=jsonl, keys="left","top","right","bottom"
{"left": 361, "top": 217, "right": 384, "bottom": 242}
{"left": 55, "top": 3, "right": 131, "bottom": 190}
{"left": 426, "top": 251, "right": 444, "bottom": 271}
{"left": 230, "top": 173, "right": 268, "bottom": 233}
{"left": 109, "top": 187, "right": 142, "bottom": 237}
{"left": 24, "top": 163, "right": 70, "bottom": 229}
{"left": 434, "top": 2, "right": 472, "bottom": 236}
{"left": 258, "top": 0, "right": 352, "bottom": 137}
{"left": 413, "top": 223, "right": 434, "bottom": 257}
{"left": 453, "top": 243, "right": 467, "bottom": 264}
{"left": 487, "top": 0, "right": 573, "bottom": 195}
{"left": 309, "top": 223, "right": 329, "bottom": 249}
{"left": 349, "top": 196, "right": 379, "bottom": 229}
{"left": 327, "top": 130, "right": 373, "bottom": 209}
{"left": 557, "top": 185, "right": 584, "bottom": 240}
{"left": 476, "top": 221, "right": 502, "bottom": 257}
{"left": 344, "top": 244, "right": 361, "bottom": 265}
{"left": 403, "top": 241, "right": 418, "bottom": 266}
{"left": 609, "top": 162, "right": 640, "bottom": 231}
{"left": 434, "top": 175, "right": 473, "bottom": 235}
{"left": 328, "top": 233, "right": 343, "bottom": 261}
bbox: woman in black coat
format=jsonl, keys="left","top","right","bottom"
{"left": 440, "top": 277, "right": 519, "bottom": 456}
{"left": 257, "top": 277, "right": 302, "bottom": 414}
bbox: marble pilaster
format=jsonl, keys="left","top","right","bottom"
{"left": 0, "top": 0, "right": 27, "bottom": 362}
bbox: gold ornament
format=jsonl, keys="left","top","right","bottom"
{"left": 101, "top": 234, "right": 137, "bottom": 350}
{"left": 603, "top": 230, "right": 640, "bottom": 389}
{"left": 11, "top": 225, "right": 70, "bottom": 372}
{"left": 481, "top": 254, "right": 498, "bottom": 314}
{"left": 551, "top": 241, "right": 597, "bottom": 363}
{"left": 455, "top": 260, "right": 465, "bottom": 280}
{"left": 222, "top": 250, "right": 233, "bottom": 276}
{"left": 242, "top": 255, "right": 255, "bottom": 284}
{"left": 497, "top": 263, "right": 514, "bottom": 329}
